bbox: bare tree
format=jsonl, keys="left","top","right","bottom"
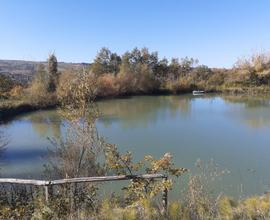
{"left": 44, "top": 70, "right": 104, "bottom": 209}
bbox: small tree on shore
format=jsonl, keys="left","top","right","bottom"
{"left": 48, "top": 53, "right": 58, "bottom": 92}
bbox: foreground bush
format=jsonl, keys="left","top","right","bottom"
{"left": 1, "top": 183, "right": 270, "bottom": 220}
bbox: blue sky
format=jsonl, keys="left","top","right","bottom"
{"left": 0, "top": 0, "right": 270, "bottom": 67}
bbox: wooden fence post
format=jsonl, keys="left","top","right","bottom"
{"left": 44, "top": 183, "right": 53, "bottom": 203}
{"left": 44, "top": 185, "right": 49, "bottom": 203}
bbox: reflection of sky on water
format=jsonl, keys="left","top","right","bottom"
{"left": 0, "top": 111, "right": 63, "bottom": 178}
{"left": 1, "top": 94, "right": 270, "bottom": 197}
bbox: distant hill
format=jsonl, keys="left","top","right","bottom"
{"left": 0, "top": 60, "right": 90, "bottom": 84}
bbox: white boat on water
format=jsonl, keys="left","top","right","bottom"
{"left": 193, "top": 90, "right": 205, "bottom": 95}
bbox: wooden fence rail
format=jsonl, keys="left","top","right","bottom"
{"left": 0, "top": 174, "right": 168, "bottom": 211}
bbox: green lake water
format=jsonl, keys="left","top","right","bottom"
{"left": 1, "top": 94, "right": 270, "bottom": 198}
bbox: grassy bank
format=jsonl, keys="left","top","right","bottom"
{"left": 0, "top": 99, "right": 57, "bottom": 123}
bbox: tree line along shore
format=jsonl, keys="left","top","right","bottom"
{"left": 1, "top": 48, "right": 270, "bottom": 121}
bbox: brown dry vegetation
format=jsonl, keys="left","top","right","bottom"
{"left": 61, "top": 49, "right": 270, "bottom": 98}
{"left": 2, "top": 49, "right": 270, "bottom": 121}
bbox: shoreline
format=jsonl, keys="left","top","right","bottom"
{"left": 0, "top": 102, "right": 57, "bottom": 124}
{"left": 1, "top": 87, "right": 270, "bottom": 123}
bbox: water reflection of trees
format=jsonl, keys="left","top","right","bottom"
{"left": 23, "top": 111, "right": 62, "bottom": 140}
{"left": 97, "top": 96, "right": 192, "bottom": 128}
{"left": 98, "top": 95, "right": 270, "bottom": 129}
{"left": 0, "top": 129, "right": 7, "bottom": 154}
{"left": 223, "top": 95, "right": 270, "bottom": 128}
{"left": 0, "top": 129, "right": 8, "bottom": 175}
{"left": 223, "top": 95, "right": 270, "bottom": 108}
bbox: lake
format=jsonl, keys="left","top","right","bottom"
{"left": 1, "top": 94, "right": 270, "bottom": 198}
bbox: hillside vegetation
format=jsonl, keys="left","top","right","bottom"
{"left": 0, "top": 59, "right": 88, "bottom": 84}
